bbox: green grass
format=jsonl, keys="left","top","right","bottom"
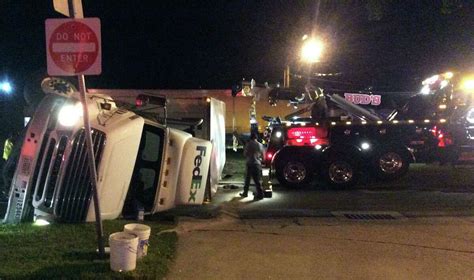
{"left": 0, "top": 219, "right": 177, "bottom": 279}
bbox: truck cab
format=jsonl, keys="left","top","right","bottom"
{"left": 402, "top": 72, "right": 474, "bottom": 163}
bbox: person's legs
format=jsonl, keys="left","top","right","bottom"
{"left": 250, "top": 165, "right": 263, "bottom": 199}
{"left": 1, "top": 157, "right": 14, "bottom": 200}
{"left": 240, "top": 164, "right": 251, "bottom": 197}
{"left": 0, "top": 159, "right": 5, "bottom": 199}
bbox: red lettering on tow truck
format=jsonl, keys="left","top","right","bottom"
{"left": 344, "top": 93, "right": 382, "bottom": 106}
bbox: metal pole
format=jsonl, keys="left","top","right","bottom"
{"left": 70, "top": 0, "right": 105, "bottom": 258}
{"left": 232, "top": 96, "right": 235, "bottom": 132}
{"left": 77, "top": 76, "right": 105, "bottom": 257}
{"left": 286, "top": 65, "right": 290, "bottom": 88}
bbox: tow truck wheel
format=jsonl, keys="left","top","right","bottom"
{"left": 275, "top": 160, "right": 312, "bottom": 188}
{"left": 372, "top": 149, "right": 409, "bottom": 181}
{"left": 323, "top": 155, "right": 358, "bottom": 188}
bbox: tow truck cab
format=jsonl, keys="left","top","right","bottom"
{"left": 3, "top": 92, "right": 211, "bottom": 223}
{"left": 408, "top": 72, "right": 474, "bottom": 162}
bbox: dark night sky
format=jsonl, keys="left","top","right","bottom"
{"left": 1, "top": 0, "right": 473, "bottom": 95}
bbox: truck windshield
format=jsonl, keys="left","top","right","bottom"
{"left": 126, "top": 124, "right": 165, "bottom": 213}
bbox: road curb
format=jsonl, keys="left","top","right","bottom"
{"left": 153, "top": 204, "right": 223, "bottom": 221}
{"left": 158, "top": 205, "right": 474, "bottom": 221}
{"left": 402, "top": 210, "right": 474, "bottom": 218}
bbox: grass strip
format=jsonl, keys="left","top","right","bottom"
{"left": 0, "top": 219, "right": 176, "bottom": 279}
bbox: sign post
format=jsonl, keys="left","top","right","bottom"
{"left": 49, "top": 0, "right": 105, "bottom": 257}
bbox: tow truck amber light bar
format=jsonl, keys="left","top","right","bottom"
{"left": 306, "top": 119, "right": 448, "bottom": 126}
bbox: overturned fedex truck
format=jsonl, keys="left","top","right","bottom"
{"left": 3, "top": 87, "right": 213, "bottom": 223}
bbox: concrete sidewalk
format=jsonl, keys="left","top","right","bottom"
{"left": 164, "top": 216, "right": 474, "bottom": 280}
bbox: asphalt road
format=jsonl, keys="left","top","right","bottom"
{"left": 209, "top": 182, "right": 474, "bottom": 219}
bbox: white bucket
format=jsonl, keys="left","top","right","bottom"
{"left": 109, "top": 232, "right": 138, "bottom": 272}
{"left": 124, "top": 223, "right": 151, "bottom": 259}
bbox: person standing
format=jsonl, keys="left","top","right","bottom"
{"left": 3, "top": 134, "right": 14, "bottom": 162}
{"left": 1, "top": 131, "right": 22, "bottom": 200}
{"left": 240, "top": 133, "right": 265, "bottom": 200}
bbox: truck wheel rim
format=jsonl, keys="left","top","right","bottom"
{"left": 329, "top": 162, "right": 353, "bottom": 184}
{"left": 379, "top": 152, "right": 403, "bottom": 174}
{"left": 283, "top": 162, "right": 307, "bottom": 183}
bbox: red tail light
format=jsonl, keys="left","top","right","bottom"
{"left": 135, "top": 95, "right": 148, "bottom": 107}
{"left": 266, "top": 152, "right": 273, "bottom": 160}
{"left": 263, "top": 151, "right": 275, "bottom": 166}
{"left": 432, "top": 126, "right": 453, "bottom": 147}
{"left": 287, "top": 127, "right": 318, "bottom": 138}
{"left": 286, "top": 126, "right": 328, "bottom": 146}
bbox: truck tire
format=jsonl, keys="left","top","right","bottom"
{"left": 322, "top": 154, "right": 359, "bottom": 188}
{"left": 275, "top": 159, "right": 312, "bottom": 188}
{"left": 372, "top": 148, "right": 409, "bottom": 181}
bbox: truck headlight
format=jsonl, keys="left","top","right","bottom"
{"left": 58, "top": 103, "right": 83, "bottom": 127}
{"left": 467, "top": 108, "right": 474, "bottom": 124}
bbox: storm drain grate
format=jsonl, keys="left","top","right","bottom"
{"left": 331, "top": 211, "right": 403, "bottom": 220}
{"left": 344, "top": 214, "right": 395, "bottom": 220}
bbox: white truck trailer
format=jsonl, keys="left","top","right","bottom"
{"left": 88, "top": 89, "right": 226, "bottom": 197}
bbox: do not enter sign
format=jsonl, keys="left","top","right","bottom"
{"left": 46, "top": 18, "right": 101, "bottom": 76}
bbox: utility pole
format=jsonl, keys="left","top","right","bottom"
{"left": 283, "top": 66, "right": 290, "bottom": 88}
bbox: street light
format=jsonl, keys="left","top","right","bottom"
{"left": 301, "top": 37, "right": 324, "bottom": 63}
{"left": 461, "top": 77, "right": 474, "bottom": 93}
{"left": 0, "top": 81, "right": 12, "bottom": 94}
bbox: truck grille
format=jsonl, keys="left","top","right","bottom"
{"left": 55, "top": 129, "right": 106, "bottom": 222}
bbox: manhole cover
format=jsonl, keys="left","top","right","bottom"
{"left": 331, "top": 211, "right": 404, "bottom": 220}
